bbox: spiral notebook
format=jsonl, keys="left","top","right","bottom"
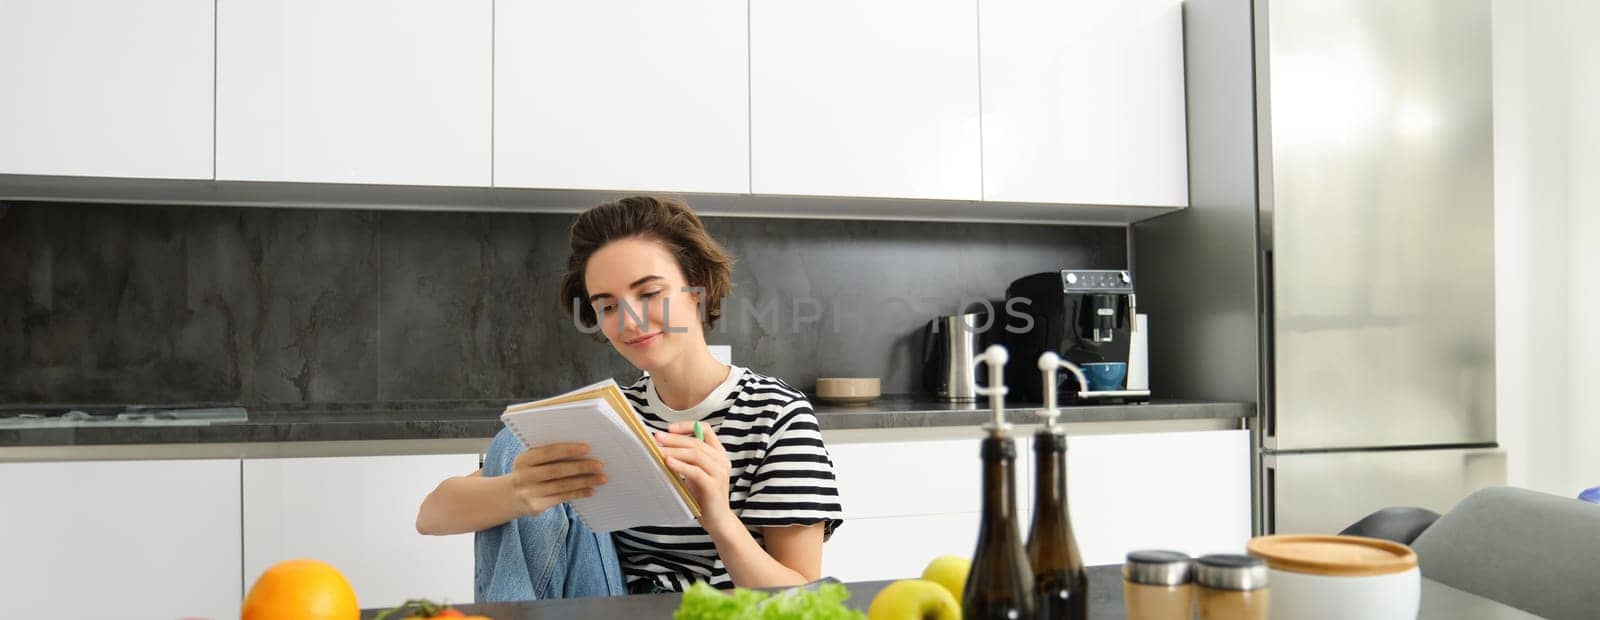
{"left": 500, "top": 379, "right": 701, "bottom": 533}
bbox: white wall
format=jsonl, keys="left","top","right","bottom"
{"left": 1569, "top": 0, "right": 1600, "bottom": 498}
{"left": 1493, "top": 0, "right": 1600, "bottom": 498}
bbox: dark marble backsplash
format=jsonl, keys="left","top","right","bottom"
{"left": 0, "top": 202, "right": 1125, "bottom": 405}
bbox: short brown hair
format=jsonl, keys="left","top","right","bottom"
{"left": 560, "top": 196, "right": 735, "bottom": 336}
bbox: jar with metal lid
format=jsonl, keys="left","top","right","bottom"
{"left": 1195, "top": 554, "right": 1270, "bottom": 620}
{"left": 1122, "top": 550, "right": 1193, "bottom": 620}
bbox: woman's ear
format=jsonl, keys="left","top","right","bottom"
{"left": 687, "top": 285, "right": 710, "bottom": 320}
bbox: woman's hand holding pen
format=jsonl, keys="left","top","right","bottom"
{"left": 656, "top": 421, "right": 735, "bottom": 528}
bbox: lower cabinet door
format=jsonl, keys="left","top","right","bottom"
{"left": 827, "top": 438, "right": 985, "bottom": 519}
{"left": 824, "top": 435, "right": 1031, "bottom": 520}
{"left": 243, "top": 454, "right": 479, "bottom": 608}
{"left": 1068, "top": 429, "right": 1253, "bottom": 565}
{"left": 822, "top": 512, "right": 982, "bottom": 582}
{"left": 0, "top": 459, "right": 243, "bottom": 618}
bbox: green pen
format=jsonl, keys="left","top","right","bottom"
{"left": 693, "top": 420, "right": 705, "bottom": 443}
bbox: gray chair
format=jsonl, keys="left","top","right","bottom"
{"left": 1339, "top": 506, "right": 1441, "bottom": 545}
{"left": 1411, "top": 486, "right": 1600, "bottom": 620}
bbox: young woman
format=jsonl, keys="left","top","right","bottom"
{"left": 416, "top": 195, "right": 843, "bottom": 597}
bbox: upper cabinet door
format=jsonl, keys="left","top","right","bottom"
{"left": 751, "top": 0, "right": 981, "bottom": 201}
{"left": 980, "top": 0, "right": 1188, "bottom": 206}
{"left": 0, "top": 0, "right": 213, "bottom": 180}
{"left": 217, "top": 0, "right": 492, "bottom": 186}
{"left": 494, "top": 0, "right": 748, "bottom": 193}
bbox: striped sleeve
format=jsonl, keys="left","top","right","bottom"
{"left": 740, "top": 398, "right": 845, "bottom": 539}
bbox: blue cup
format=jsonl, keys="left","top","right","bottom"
{"left": 1079, "top": 362, "right": 1128, "bottom": 392}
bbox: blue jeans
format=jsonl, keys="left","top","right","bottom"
{"left": 474, "top": 428, "right": 627, "bottom": 603}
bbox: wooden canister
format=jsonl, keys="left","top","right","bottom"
{"left": 1247, "top": 534, "right": 1421, "bottom": 620}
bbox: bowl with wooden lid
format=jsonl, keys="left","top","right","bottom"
{"left": 1247, "top": 534, "right": 1420, "bottom": 620}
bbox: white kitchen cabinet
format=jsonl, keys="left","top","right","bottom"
{"left": 0, "top": 459, "right": 242, "bottom": 618}
{"left": 828, "top": 436, "right": 1030, "bottom": 519}
{"left": 823, "top": 434, "right": 1029, "bottom": 582}
{"left": 1068, "top": 430, "right": 1252, "bottom": 565}
{"left": 494, "top": 0, "right": 748, "bottom": 193}
{"left": 824, "top": 512, "right": 983, "bottom": 582}
{"left": 980, "top": 0, "right": 1188, "bottom": 207}
{"left": 750, "top": 0, "right": 982, "bottom": 200}
{"left": 0, "top": 0, "right": 213, "bottom": 179}
{"left": 242, "top": 454, "right": 479, "bottom": 609}
{"left": 216, "top": 0, "right": 492, "bottom": 186}
{"left": 822, "top": 429, "right": 1250, "bottom": 579}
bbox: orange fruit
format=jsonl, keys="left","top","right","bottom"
{"left": 241, "top": 559, "right": 360, "bottom": 620}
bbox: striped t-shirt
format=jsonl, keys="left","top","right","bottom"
{"left": 613, "top": 365, "right": 845, "bottom": 591}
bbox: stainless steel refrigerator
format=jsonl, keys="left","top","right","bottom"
{"left": 1134, "top": 0, "right": 1504, "bottom": 535}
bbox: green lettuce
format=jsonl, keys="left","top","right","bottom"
{"left": 673, "top": 581, "right": 868, "bottom": 620}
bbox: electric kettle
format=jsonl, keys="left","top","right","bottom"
{"left": 920, "top": 312, "right": 983, "bottom": 401}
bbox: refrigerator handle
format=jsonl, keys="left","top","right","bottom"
{"left": 1261, "top": 249, "right": 1276, "bottom": 442}
{"left": 1262, "top": 459, "right": 1277, "bottom": 535}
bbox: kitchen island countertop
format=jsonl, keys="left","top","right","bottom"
{"left": 357, "top": 563, "right": 1539, "bottom": 620}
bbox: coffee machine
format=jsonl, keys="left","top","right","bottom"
{"left": 1002, "top": 269, "right": 1150, "bottom": 404}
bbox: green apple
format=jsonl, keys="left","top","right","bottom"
{"left": 867, "top": 579, "right": 961, "bottom": 620}
{"left": 920, "top": 555, "right": 973, "bottom": 606}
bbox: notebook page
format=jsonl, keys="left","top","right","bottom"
{"left": 501, "top": 400, "right": 696, "bottom": 532}
{"left": 589, "top": 384, "right": 703, "bottom": 515}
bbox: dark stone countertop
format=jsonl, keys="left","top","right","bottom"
{"left": 357, "top": 570, "right": 1127, "bottom": 620}
{"left": 357, "top": 564, "right": 1540, "bottom": 620}
{"left": 0, "top": 396, "right": 1251, "bottom": 448}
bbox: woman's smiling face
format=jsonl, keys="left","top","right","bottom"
{"left": 584, "top": 236, "right": 706, "bottom": 372}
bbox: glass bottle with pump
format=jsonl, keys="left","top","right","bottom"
{"left": 1027, "top": 352, "right": 1090, "bottom": 619}
{"left": 963, "top": 345, "right": 1037, "bottom": 620}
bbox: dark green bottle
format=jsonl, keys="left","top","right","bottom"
{"left": 1027, "top": 427, "right": 1088, "bottom": 619}
{"left": 963, "top": 431, "right": 1037, "bottom": 620}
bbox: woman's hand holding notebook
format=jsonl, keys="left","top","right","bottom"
{"left": 500, "top": 379, "right": 702, "bottom": 533}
